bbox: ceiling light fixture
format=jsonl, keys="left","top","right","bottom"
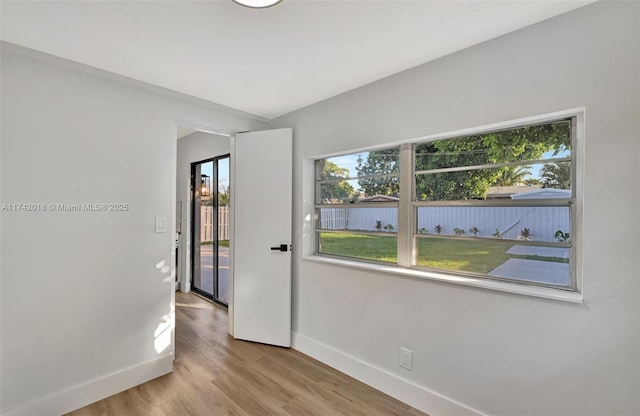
{"left": 232, "top": 0, "right": 282, "bottom": 8}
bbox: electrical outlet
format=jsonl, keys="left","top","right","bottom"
{"left": 400, "top": 347, "right": 413, "bottom": 370}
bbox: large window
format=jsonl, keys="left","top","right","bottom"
{"left": 314, "top": 115, "right": 579, "bottom": 291}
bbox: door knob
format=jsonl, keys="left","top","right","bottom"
{"left": 270, "top": 244, "right": 288, "bottom": 252}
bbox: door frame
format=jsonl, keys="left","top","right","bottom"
{"left": 174, "top": 123, "right": 235, "bottom": 336}
{"left": 190, "top": 157, "right": 214, "bottom": 302}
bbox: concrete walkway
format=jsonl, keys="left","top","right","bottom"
{"left": 489, "top": 245, "right": 570, "bottom": 285}
{"left": 506, "top": 245, "right": 569, "bottom": 259}
{"left": 197, "top": 245, "right": 229, "bottom": 303}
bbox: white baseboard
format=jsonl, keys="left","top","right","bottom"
{"left": 2, "top": 354, "right": 173, "bottom": 416}
{"left": 292, "top": 332, "right": 484, "bottom": 416}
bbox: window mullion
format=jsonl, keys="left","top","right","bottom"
{"left": 397, "top": 143, "right": 414, "bottom": 267}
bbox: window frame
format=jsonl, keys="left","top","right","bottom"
{"left": 310, "top": 109, "right": 583, "bottom": 301}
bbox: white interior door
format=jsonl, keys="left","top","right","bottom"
{"left": 231, "top": 128, "right": 292, "bottom": 347}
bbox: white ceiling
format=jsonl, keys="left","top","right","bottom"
{"left": 1, "top": 0, "right": 593, "bottom": 119}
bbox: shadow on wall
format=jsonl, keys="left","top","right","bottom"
{"left": 154, "top": 259, "right": 174, "bottom": 354}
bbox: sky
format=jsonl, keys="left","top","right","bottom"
{"left": 328, "top": 153, "right": 367, "bottom": 178}
{"left": 200, "top": 158, "right": 230, "bottom": 193}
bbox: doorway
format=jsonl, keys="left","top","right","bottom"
{"left": 191, "top": 155, "right": 230, "bottom": 306}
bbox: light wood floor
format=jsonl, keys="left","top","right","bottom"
{"left": 67, "top": 292, "right": 427, "bottom": 416}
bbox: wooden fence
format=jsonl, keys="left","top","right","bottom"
{"left": 200, "top": 206, "right": 230, "bottom": 242}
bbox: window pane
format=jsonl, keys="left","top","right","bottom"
{"left": 415, "top": 121, "right": 571, "bottom": 171}
{"left": 318, "top": 178, "right": 399, "bottom": 204}
{"left": 317, "top": 147, "right": 400, "bottom": 204}
{"left": 416, "top": 161, "right": 571, "bottom": 201}
{"left": 317, "top": 147, "right": 400, "bottom": 179}
{"left": 416, "top": 205, "right": 570, "bottom": 242}
{"left": 416, "top": 237, "right": 570, "bottom": 286}
{"left": 317, "top": 152, "right": 368, "bottom": 180}
{"left": 318, "top": 207, "right": 398, "bottom": 232}
{"left": 319, "top": 232, "right": 397, "bottom": 263}
{"left": 318, "top": 179, "right": 360, "bottom": 204}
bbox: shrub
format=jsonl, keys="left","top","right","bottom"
{"left": 519, "top": 228, "right": 533, "bottom": 240}
{"left": 554, "top": 230, "right": 570, "bottom": 243}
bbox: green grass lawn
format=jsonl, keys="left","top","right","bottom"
{"left": 319, "top": 232, "right": 567, "bottom": 274}
{"left": 416, "top": 237, "right": 512, "bottom": 273}
{"left": 200, "top": 240, "right": 229, "bottom": 247}
{"left": 319, "top": 233, "right": 398, "bottom": 263}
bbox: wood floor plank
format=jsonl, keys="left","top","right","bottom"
{"left": 66, "top": 292, "right": 428, "bottom": 416}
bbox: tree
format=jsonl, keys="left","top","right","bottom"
{"left": 355, "top": 148, "right": 399, "bottom": 197}
{"left": 493, "top": 166, "right": 532, "bottom": 186}
{"left": 353, "top": 122, "right": 570, "bottom": 201}
{"left": 540, "top": 162, "right": 571, "bottom": 189}
{"left": 318, "top": 161, "right": 355, "bottom": 202}
{"left": 415, "top": 122, "right": 570, "bottom": 200}
{"left": 218, "top": 185, "right": 230, "bottom": 206}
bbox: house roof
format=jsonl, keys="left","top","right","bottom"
{"left": 486, "top": 184, "right": 542, "bottom": 199}
{"left": 358, "top": 195, "right": 400, "bottom": 203}
{"left": 510, "top": 188, "right": 571, "bottom": 200}
{"left": 487, "top": 185, "right": 570, "bottom": 199}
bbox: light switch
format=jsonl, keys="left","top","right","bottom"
{"left": 155, "top": 216, "right": 167, "bottom": 233}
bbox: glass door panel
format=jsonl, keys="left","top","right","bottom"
{"left": 192, "top": 160, "right": 215, "bottom": 297}
{"left": 191, "top": 156, "right": 230, "bottom": 306}
{"left": 215, "top": 157, "right": 230, "bottom": 305}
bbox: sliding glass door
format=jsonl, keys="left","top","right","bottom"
{"left": 191, "top": 155, "right": 230, "bottom": 306}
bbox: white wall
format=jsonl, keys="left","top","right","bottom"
{"left": 0, "top": 44, "right": 267, "bottom": 415}
{"left": 175, "top": 131, "right": 230, "bottom": 293}
{"left": 272, "top": 2, "right": 640, "bottom": 415}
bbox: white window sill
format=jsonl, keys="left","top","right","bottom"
{"left": 303, "top": 255, "right": 583, "bottom": 304}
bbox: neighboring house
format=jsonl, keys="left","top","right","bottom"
{"left": 487, "top": 185, "right": 571, "bottom": 200}
{"left": 510, "top": 188, "right": 572, "bottom": 200}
